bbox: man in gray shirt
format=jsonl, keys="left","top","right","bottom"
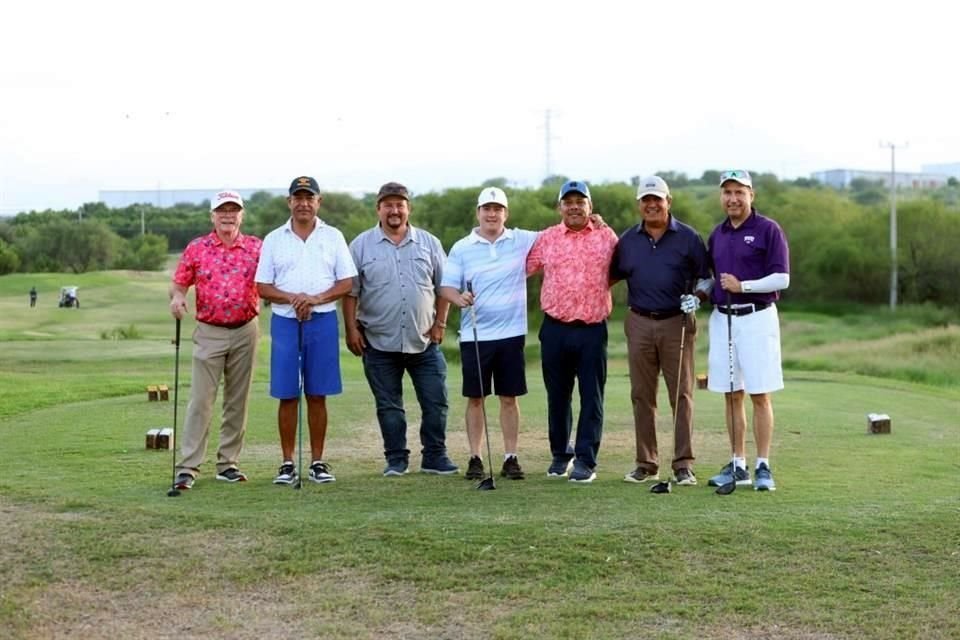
{"left": 342, "top": 182, "right": 458, "bottom": 477}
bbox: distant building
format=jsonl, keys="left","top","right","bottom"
{"left": 811, "top": 169, "right": 948, "bottom": 190}
{"left": 98, "top": 186, "right": 368, "bottom": 208}
{"left": 921, "top": 162, "right": 960, "bottom": 180}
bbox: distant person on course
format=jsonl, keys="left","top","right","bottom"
{"left": 169, "top": 189, "right": 262, "bottom": 491}
{"left": 29, "top": 286, "right": 37, "bottom": 308}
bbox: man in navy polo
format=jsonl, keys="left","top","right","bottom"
{"left": 706, "top": 170, "right": 790, "bottom": 492}
{"left": 611, "top": 176, "right": 710, "bottom": 487}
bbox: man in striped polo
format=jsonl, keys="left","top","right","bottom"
{"left": 441, "top": 187, "right": 539, "bottom": 481}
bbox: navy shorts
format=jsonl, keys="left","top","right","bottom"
{"left": 269, "top": 312, "right": 342, "bottom": 399}
{"left": 460, "top": 335, "right": 527, "bottom": 398}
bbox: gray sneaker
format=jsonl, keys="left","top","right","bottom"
{"left": 173, "top": 473, "right": 195, "bottom": 491}
{"left": 754, "top": 463, "right": 776, "bottom": 491}
{"left": 215, "top": 467, "right": 247, "bottom": 483}
{"left": 568, "top": 459, "right": 596, "bottom": 483}
{"left": 674, "top": 468, "right": 697, "bottom": 486}
{"left": 623, "top": 466, "right": 659, "bottom": 483}
{"left": 707, "top": 462, "right": 751, "bottom": 487}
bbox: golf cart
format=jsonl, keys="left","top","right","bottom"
{"left": 58, "top": 286, "right": 80, "bottom": 308}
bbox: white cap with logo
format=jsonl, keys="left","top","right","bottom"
{"left": 636, "top": 176, "right": 670, "bottom": 200}
{"left": 477, "top": 187, "right": 508, "bottom": 208}
{"left": 211, "top": 190, "right": 244, "bottom": 211}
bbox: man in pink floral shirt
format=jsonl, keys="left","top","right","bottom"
{"left": 526, "top": 180, "right": 619, "bottom": 483}
{"left": 168, "top": 190, "right": 262, "bottom": 490}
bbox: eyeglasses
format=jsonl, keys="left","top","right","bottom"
{"left": 720, "top": 170, "right": 749, "bottom": 181}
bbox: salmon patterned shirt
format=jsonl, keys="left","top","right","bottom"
{"left": 173, "top": 232, "right": 262, "bottom": 326}
{"left": 525, "top": 222, "right": 619, "bottom": 323}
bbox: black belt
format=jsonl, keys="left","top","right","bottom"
{"left": 544, "top": 313, "right": 600, "bottom": 327}
{"left": 630, "top": 308, "right": 682, "bottom": 320}
{"left": 717, "top": 303, "right": 769, "bottom": 317}
{"left": 201, "top": 318, "right": 253, "bottom": 329}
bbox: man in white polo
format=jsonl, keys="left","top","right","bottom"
{"left": 440, "top": 187, "right": 539, "bottom": 481}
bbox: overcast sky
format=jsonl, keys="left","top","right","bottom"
{"left": 1, "top": 0, "right": 956, "bottom": 213}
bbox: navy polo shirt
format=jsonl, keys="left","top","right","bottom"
{"left": 610, "top": 216, "right": 710, "bottom": 313}
{"left": 707, "top": 208, "right": 790, "bottom": 306}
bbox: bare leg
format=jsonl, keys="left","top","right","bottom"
{"left": 465, "top": 397, "right": 485, "bottom": 457}
{"left": 499, "top": 396, "right": 519, "bottom": 454}
{"left": 750, "top": 393, "right": 774, "bottom": 459}
{"left": 726, "top": 390, "right": 748, "bottom": 458}
{"left": 306, "top": 395, "right": 328, "bottom": 462}
{"left": 277, "top": 399, "right": 297, "bottom": 461}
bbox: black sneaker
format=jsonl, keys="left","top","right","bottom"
{"left": 420, "top": 456, "right": 459, "bottom": 475}
{"left": 674, "top": 468, "right": 697, "bottom": 486}
{"left": 216, "top": 467, "right": 247, "bottom": 483}
{"left": 546, "top": 456, "right": 574, "bottom": 478}
{"left": 173, "top": 473, "right": 195, "bottom": 490}
{"left": 500, "top": 456, "right": 525, "bottom": 480}
{"left": 309, "top": 461, "right": 336, "bottom": 484}
{"left": 464, "top": 456, "right": 484, "bottom": 480}
{"left": 273, "top": 461, "right": 297, "bottom": 485}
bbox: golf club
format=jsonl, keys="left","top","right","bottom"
{"left": 650, "top": 481, "right": 672, "bottom": 494}
{"left": 166, "top": 318, "right": 182, "bottom": 497}
{"left": 294, "top": 319, "right": 304, "bottom": 490}
{"left": 467, "top": 280, "right": 495, "bottom": 491}
{"left": 716, "top": 289, "right": 738, "bottom": 496}
{"left": 672, "top": 280, "right": 689, "bottom": 482}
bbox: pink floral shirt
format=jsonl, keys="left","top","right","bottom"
{"left": 173, "top": 232, "right": 262, "bottom": 326}
{"left": 526, "top": 222, "right": 618, "bottom": 323}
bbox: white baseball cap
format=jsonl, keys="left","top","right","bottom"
{"left": 477, "top": 187, "right": 508, "bottom": 208}
{"left": 211, "top": 190, "right": 244, "bottom": 211}
{"left": 636, "top": 176, "right": 670, "bottom": 200}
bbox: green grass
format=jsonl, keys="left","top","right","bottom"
{"left": 1, "top": 270, "right": 959, "bottom": 639}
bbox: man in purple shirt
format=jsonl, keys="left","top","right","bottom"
{"left": 704, "top": 170, "right": 790, "bottom": 492}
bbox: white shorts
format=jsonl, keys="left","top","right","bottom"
{"left": 707, "top": 304, "right": 783, "bottom": 394}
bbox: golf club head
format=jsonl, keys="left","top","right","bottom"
{"left": 476, "top": 477, "right": 496, "bottom": 491}
{"left": 293, "top": 479, "right": 302, "bottom": 490}
{"left": 167, "top": 488, "right": 181, "bottom": 497}
{"left": 715, "top": 480, "right": 737, "bottom": 495}
{"left": 650, "top": 481, "right": 671, "bottom": 494}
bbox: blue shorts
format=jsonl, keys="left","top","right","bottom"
{"left": 460, "top": 335, "right": 527, "bottom": 398}
{"left": 269, "top": 312, "right": 342, "bottom": 399}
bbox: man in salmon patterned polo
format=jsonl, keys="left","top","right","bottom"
{"left": 525, "top": 180, "right": 619, "bottom": 483}
{"left": 169, "top": 189, "right": 263, "bottom": 490}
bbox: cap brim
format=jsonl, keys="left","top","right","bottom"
{"left": 211, "top": 198, "right": 244, "bottom": 211}
{"left": 637, "top": 190, "right": 669, "bottom": 200}
{"left": 720, "top": 178, "right": 752, "bottom": 188}
{"left": 290, "top": 188, "right": 320, "bottom": 196}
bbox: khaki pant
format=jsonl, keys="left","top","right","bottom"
{"left": 624, "top": 311, "right": 697, "bottom": 473}
{"left": 176, "top": 320, "right": 258, "bottom": 477}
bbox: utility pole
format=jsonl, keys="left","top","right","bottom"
{"left": 880, "top": 141, "right": 907, "bottom": 311}
{"left": 544, "top": 109, "right": 553, "bottom": 179}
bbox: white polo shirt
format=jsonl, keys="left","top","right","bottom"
{"left": 442, "top": 227, "right": 539, "bottom": 342}
{"left": 255, "top": 217, "right": 358, "bottom": 319}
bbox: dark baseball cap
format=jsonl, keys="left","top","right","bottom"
{"left": 289, "top": 176, "right": 320, "bottom": 196}
{"left": 376, "top": 182, "right": 410, "bottom": 204}
{"left": 558, "top": 180, "right": 591, "bottom": 201}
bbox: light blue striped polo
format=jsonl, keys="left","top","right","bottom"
{"left": 441, "top": 228, "right": 539, "bottom": 342}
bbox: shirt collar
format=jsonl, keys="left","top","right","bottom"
{"left": 467, "top": 227, "right": 514, "bottom": 245}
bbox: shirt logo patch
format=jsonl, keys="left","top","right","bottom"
{"left": 744, "top": 235, "right": 755, "bottom": 245}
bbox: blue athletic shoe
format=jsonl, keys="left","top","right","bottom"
{"left": 754, "top": 463, "right": 776, "bottom": 491}
{"left": 568, "top": 459, "right": 596, "bottom": 484}
{"left": 421, "top": 456, "right": 459, "bottom": 475}
{"left": 707, "top": 462, "right": 751, "bottom": 487}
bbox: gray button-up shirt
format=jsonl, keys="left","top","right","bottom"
{"left": 348, "top": 224, "right": 446, "bottom": 353}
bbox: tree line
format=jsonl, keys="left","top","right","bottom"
{"left": 1, "top": 172, "right": 958, "bottom": 308}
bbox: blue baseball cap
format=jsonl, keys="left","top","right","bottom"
{"left": 558, "top": 180, "right": 591, "bottom": 201}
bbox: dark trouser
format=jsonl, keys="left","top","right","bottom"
{"left": 362, "top": 343, "right": 449, "bottom": 463}
{"left": 624, "top": 311, "right": 697, "bottom": 473}
{"left": 539, "top": 315, "right": 608, "bottom": 469}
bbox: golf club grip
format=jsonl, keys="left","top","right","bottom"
{"left": 466, "top": 280, "right": 473, "bottom": 295}
{"left": 174, "top": 317, "right": 181, "bottom": 346}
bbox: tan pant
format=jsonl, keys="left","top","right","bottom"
{"left": 176, "top": 320, "right": 258, "bottom": 477}
{"left": 624, "top": 311, "right": 697, "bottom": 473}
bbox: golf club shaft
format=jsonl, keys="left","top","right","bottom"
{"left": 169, "top": 318, "right": 181, "bottom": 494}
{"left": 673, "top": 280, "right": 690, "bottom": 433}
{"left": 726, "top": 288, "right": 737, "bottom": 493}
{"left": 467, "top": 281, "right": 495, "bottom": 483}
{"left": 297, "top": 319, "right": 304, "bottom": 488}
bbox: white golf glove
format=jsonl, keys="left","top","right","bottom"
{"left": 679, "top": 294, "right": 700, "bottom": 314}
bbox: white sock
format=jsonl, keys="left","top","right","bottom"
{"left": 756, "top": 457, "right": 769, "bottom": 470}
{"left": 733, "top": 456, "right": 747, "bottom": 471}
{"left": 504, "top": 453, "right": 517, "bottom": 461}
